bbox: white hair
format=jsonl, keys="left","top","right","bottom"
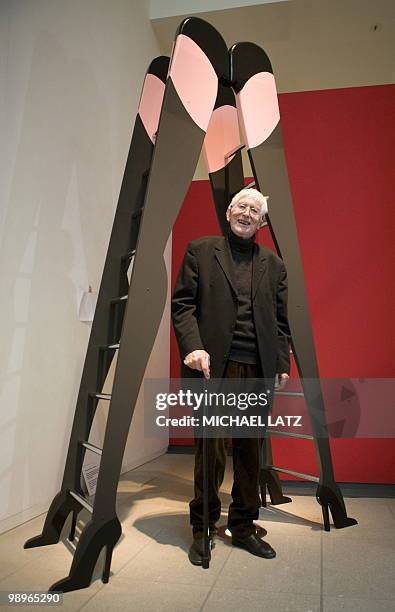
{"left": 228, "top": 188, "right": 268, "bottom": 219}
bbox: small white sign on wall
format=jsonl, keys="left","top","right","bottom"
{"left": 78, "top": 286, "right": 98, "bottom": 322}
{"left": 82, "top": 457, "right": 100, "bottom": 496}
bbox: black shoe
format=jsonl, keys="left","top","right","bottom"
{"left": 188, "top": 534, "right": 214, "bottom": 566}
{"left": 232, "top": 533, "right": 276, "bottom": 559}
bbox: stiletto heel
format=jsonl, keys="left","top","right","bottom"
{"left": 69, "top": 511, "right": 78, "bottom": 542}
{"left": 102, "top": 544, "right": 114, "bottom": 583}
{"left": 321, "top": 503, "right": 330, "bottom": 531}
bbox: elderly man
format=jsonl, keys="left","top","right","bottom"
{"left": 171, "top": 187, "right": 291, "bottom": 565}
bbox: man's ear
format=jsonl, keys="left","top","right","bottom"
{"left": 226, "top": 207, "right": 231, "bottom": 222}
{"left": 258, "top": 215, "right": 266, "bottom": 229}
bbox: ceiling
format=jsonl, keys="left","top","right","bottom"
{"left": 151, "top": 0, "right": 395, "bottom": 93}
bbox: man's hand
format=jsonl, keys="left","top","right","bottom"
{"left": 183, "top": 350, "right": 210, "bottom": 379}
{"left": 275, "top": 372, "right": 289, "bottom": 390}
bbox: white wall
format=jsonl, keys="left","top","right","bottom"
{"left": 0, "top": 0, "right": 169, "bottom": 533}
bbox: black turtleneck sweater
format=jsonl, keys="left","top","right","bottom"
{"left": 227, "top": 230, "right": 259, "bottom": 364}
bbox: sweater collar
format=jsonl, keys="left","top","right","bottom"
{"left": 227, "top": 228, "right": 256, "bottom": 253}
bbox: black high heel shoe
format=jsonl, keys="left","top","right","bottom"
{"left": 316, "top": 484, "right": 358, "bottom": 531}
{"left": 260, "top": 470, "right": 292, "bottom": 507}
{"left": 49, "top": 517, "right": 122, "bottom": 592}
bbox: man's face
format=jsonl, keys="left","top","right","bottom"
{"left": 226, "top": 196, "right": 264, "bottom": 239}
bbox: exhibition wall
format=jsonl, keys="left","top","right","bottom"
{"left": 170, "top": 83, "right": 395, "bottom": 484}
{"left": 0, "top": 0, "right": 170, "bottom": 534}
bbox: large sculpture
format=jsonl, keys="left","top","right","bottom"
{"left": 24, "top": 17, "right": 356, "bottom": 592}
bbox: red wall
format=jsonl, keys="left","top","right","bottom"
{"left": 170, "top": 84, "right": 395, "bottom": 483}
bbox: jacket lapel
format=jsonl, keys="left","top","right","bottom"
{"left": 214, "top": 238, "right": 237, "bottom": 296}
{"left": 252, "top": 244, "right": 267, "bottom": 300}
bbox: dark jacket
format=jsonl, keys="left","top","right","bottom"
{"left": 171, "top": 235, "right": 291, "bottom": 381}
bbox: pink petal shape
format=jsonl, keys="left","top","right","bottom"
{"left": 236, "top": 72, "right": 280, "bottom": 149}
{"left": 203, "top": 105, "right": 241, "bottom": 173}
{"left": 138, "top": 74, "right": 166, "bottom": 143}
{"left": 169, "top": 34, "right": 218, "bottom": 131}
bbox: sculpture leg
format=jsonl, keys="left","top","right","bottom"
{"left": 230, "top": 41, "right": 356, "bottom": 530}
{"left": 92, "top": 17, "right": 229, "bottom": 524}
{"left": 41, "top": 18, "right": 229, "bottom": 591}
{"left": 23, "top": 56, "right": 170, "bottom": 556}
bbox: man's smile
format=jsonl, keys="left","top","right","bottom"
{"left": 225, "top": 193, "right": 266, "bottom": 238}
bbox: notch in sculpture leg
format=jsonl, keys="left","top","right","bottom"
{"left": 48, "top": 517, "right": 122, "bottom": 592}
{"left": 24, "top": 492, "right": 83, "bottom": 549}
{"left": 202, "top": 82, "right": 245, "bottom": 234}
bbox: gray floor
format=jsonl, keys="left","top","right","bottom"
{"left": 0, "top": 453, "right": 394, "bottom": 611}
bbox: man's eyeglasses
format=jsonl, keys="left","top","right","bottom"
{"left": 233, "top": 202, "right": 262, "bottom": 219}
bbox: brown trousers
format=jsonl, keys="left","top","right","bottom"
{"left": 190, "top": 360, "right": 263, "bottom": 539}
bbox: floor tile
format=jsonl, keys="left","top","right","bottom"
{"left": 214, "top": 533, "right": 321, "bottom": 595}
{"left": 323, "top": 534, "right": 395, "bottom": 599}
{"left": 258, "top": 498, "right": 324, "bottom": 537}
{"left": 117, "top": 523, "right": 231, "bottom": 587}
{"left": 0, "top": 516, "right": 48, "bottom": 581}
{"left": 203, "top": 588, "right": 320, "bottom": 612}
{"left": 334, "top": 497, "right": 395, "bottom": 531}
{"left": 0, "top": 559, "right": 103, "bottom": 612}
{"left": 324, "top": 595, "right": 395, "bottom": 611}
{"left": 80, "top": 577, "right": 209, "bottom": 612}
{"left": 385, "top": 498, "right": 395, "bottom": 519}
{"left": 103, "top": 524, "right": 163, "bottom": 575}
